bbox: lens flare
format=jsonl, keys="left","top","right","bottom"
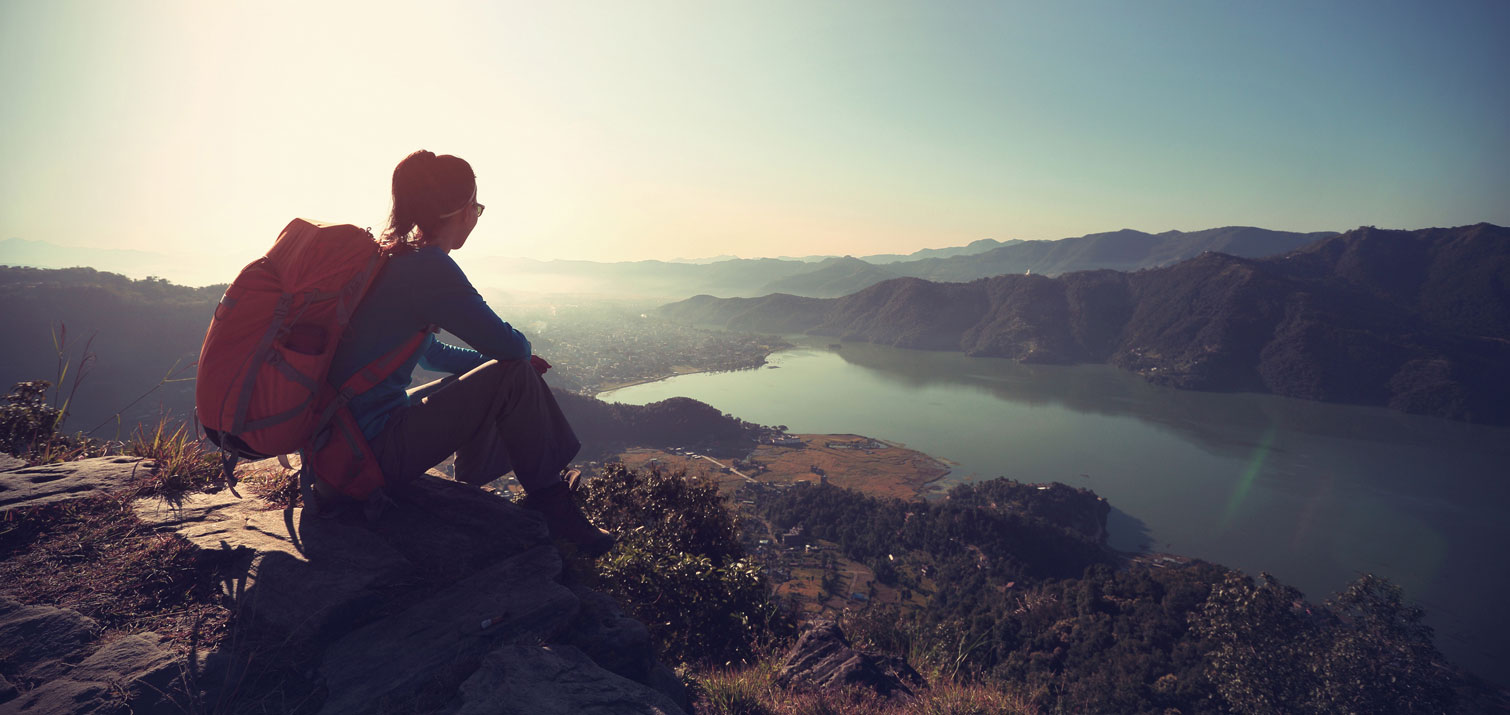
{"left": 1221, "top": 423, "right": 1277, "bottom": 529}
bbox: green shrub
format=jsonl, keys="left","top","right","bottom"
{"left": 0, "top": 380, "right": 103, "bottom": 463}
{"left": 579, "top": 463, "right": 794, "bottom": 667}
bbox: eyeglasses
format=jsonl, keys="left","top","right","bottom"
{"left": 439, "top": 192, "right": 484, "bottom": 219}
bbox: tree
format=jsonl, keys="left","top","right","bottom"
{"left": 1193, "top": 571, "right": 1321, "bottom": 713}
{"left": 578, "top": 463, "right": 792, "bottom": 666}
{"left": 1315, "top": 574, "right": 1453, "bottom": 713}
{"left": 1193, "top": 571, "right": 1455, "bottom": 714}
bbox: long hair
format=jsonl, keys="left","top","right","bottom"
{"left": 381, "top": 150, "right": 476, "bottom": 254}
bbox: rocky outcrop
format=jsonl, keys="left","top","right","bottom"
{"left": 453, "top": 645, "right": 686, "bottom": 715}
{"left": 0, "top": 456, "right": 146, "bottom": 511}
{"left": 774, "top": 621, "right": 925, "bottom": 699}
{"left": 0, "top": 598, "right": 185, "bottom": 714}
{"left": 0, "top": 457, "right": 687, "bottom": 714}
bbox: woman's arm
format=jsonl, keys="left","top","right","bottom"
{"left": 418, "top": 337, "right": 488, "bottom": 374}
{"left": 409, "top": 250, "right": 533, "bottom": 361}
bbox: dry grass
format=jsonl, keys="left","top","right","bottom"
{"left": 0, "top": 413, "right": 236, "bottom": 702}
{"left": 0, "top": 417, "right": 328, "bottom": 713}
{"left": 0, "top": 496, "right": 232, "bottom": 662}
{"left": 122, "top": 416, "right": 224, "bottom": 498}
{"left": 694, "top": 664, "right": 1041, "bottom": 715}
{"left": 237, "top": 459, "right": 303, "bottom": 510}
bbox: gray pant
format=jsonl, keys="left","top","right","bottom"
{"left": 371, "top": 359, "right": 580, "bottom": 492}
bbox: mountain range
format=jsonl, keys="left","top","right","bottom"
{"left": 6, "top": 226, "right": 1329, "bottom": 300}
{"left": 656, "top": 224, "right": 1510, "bottom": 423}
{"left": 461, "top": 225, "right": 1331, "bottom": 300}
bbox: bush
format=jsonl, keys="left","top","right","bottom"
{"left": 0, "top": 380, "right": 104, "bottom": 463}
{"left": 579, "top": 463, "right": 794, "bottom": 666}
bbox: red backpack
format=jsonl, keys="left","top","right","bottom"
{"left": 196, "top": 218, "right": 427, "bottom": 500}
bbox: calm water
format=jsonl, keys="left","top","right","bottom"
{"left": 600, "top": 338, "right": 1510, "bottom": 685}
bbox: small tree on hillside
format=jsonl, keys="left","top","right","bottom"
{"left": 1193, "top": 571, "right": 1454, "bottom": 714}
{"left": 578, "top": 463, "right": 793, "bottom": 666}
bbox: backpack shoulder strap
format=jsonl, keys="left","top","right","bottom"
{"left": 337, "top": 326, "right": 433, "bottom": 397}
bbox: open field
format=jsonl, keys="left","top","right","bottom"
{"left": 613, "top": 433, "right": 949, "bottom": 502}
{"left": 748, "top": 434, "right": 950, "bottom": 500}
{"left": 612, "top": 433, "right": 950, "bottom": 617}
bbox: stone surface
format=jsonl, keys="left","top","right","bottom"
{"left": 367, "top": 475, "right": 551, "bottom": 577}
{"left": 0, "top": 679, "right": 115, "bottom": 714}
{"left": 4, "top": 464, "right": 678, "bottom": 715}
{"left": 136, "top": 490, "right": 414, "bottom": 647}
{"left": 450, "top": 645, "right": 686, "bottom": 715}
{"left": 0, "top": 457, "right": 148, "bottom": 512}
{"left": 2, "top": 633, "right": 186, "bottom": 715}
{"left": 558, "top": 589, "right": 688, "bottom": 710}
{"left": 0, "top": 600, "right": 99, "bottom": 684}
{"left": 317, "top": 545, "right": 580, "bottom": 715}
{"left": 775, "top": 621, "right": 926, "bottom": 699}
{"left": 0, "top": 455, "right": 25, "bottom": 473}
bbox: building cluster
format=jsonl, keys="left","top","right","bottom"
{"left": 825, "top": 438, "right": 888, "bottom": 450}
{"left": 760, "top": 435, "right": 805, "bottom": 447}
{"left": 527, "top": 315, "right": 788, "bottom": 393}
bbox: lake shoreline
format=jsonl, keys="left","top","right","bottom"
{"left": 593, "top": 339, "right": 1510, "bottom": 688}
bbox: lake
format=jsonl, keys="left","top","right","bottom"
{"left": 599, "top": 337, "right": 1510, "bottom": 686}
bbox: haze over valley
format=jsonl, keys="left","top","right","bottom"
{"left": 5, "top": 1, "right": 1509, "bottom": 710}
{"left": 5, "top": 219, "right": 1510, "bottom": 708}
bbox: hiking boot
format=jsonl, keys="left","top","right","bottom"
{"left": 528, "top": 481, "right": 615, "bottom": 557}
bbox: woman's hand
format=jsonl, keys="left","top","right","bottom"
{"left": 530, "top": 355, "right": 552, "bottom": 376}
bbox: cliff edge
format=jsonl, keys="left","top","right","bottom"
{"left": 0, "top": 456, "right": 687, "bottom": 715}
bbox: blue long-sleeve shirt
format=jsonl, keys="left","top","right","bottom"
{"left": 329, "top": 245, "right": 531, "bottom": 441}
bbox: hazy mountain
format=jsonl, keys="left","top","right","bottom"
{"left": 755, "top": 256, "right": 902, "bottom": 299}
{"left": 0, "top": 238, "right": 244, "bottom": 288}
{"left": 6, "top": 228, "right": 1331, "bottom": 302}
{"left": 661, "top": 254, "right": 742, "bottom": 264}
{"left": 0, "top": 238, "right": 166, "bottom": 274}
{"left": 887, "top": 226, "right": 1336, "bottom": 283}
{"left": 461, "top": 227, "right": 1332, "bottom": 300}
{"left": 657, "top": 224, "right": 1510, "bottom": 423}
{"left": 0, "top": 267, "right": 221, "bottom": 437}
{"left": 859, "top": 237, "right": 1019, "bottom": 264}
{"left": 458, "top": 254, "right": 823, "bottom": 300}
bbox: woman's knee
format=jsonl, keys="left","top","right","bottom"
{"left": 466, "top": 359, "right": 542, "bottom": 395}
{"left": 462, "top": 358, "right": 531, "bottom": 379}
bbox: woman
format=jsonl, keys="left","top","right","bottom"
{"left": 328, "top": 149, "right": 613, "bottom": 555}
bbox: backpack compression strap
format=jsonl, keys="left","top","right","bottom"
{"left": 301, "top": 327, "right": 435, "bottom": 508}
{"left": 308, "top": 326, "right": 433, "bottom": 433}
{"left": 340, "top": 327, "right": 434, "bottom": 396}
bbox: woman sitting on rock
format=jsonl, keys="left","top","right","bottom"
{"left": 328, "top": 149, "right": 613, "bottom": 556}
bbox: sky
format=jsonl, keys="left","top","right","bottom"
{"left": 2, "top": 0, "right": 1507, "bottom": 266}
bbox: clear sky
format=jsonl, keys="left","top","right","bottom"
{"left": 2, "top": 0, "right": 1507, "bottom": 264}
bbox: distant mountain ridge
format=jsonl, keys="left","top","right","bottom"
{"left": 888, "top": 226, "right": 1336, "bottom": 281}
{"left": 858, "top": 237, "right": 1019, "bottom": 264}
{"left": 727, "top": 226, "right": 1332, "bottom": 299}
{"left": 7, "top": 227, "right": 1332, "bottom": 299}
{"left": 657, "top": 224, "right": 1510, "bottom": 423}
{"left": 755, "top": 256, "right": 902, "bottom": 299}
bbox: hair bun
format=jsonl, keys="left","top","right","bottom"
{"left": 400, "top": 149, "right": 436, "bottom": 170}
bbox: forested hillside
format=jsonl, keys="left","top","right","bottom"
{"left": 660, "top": 224, "right": 1510, "bottom": 422}
{"left": 0, "top": 267, "right": 220, "bottom": 437}
{"left": 753, "top": 479, "right": 1467, "bottom": 713}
